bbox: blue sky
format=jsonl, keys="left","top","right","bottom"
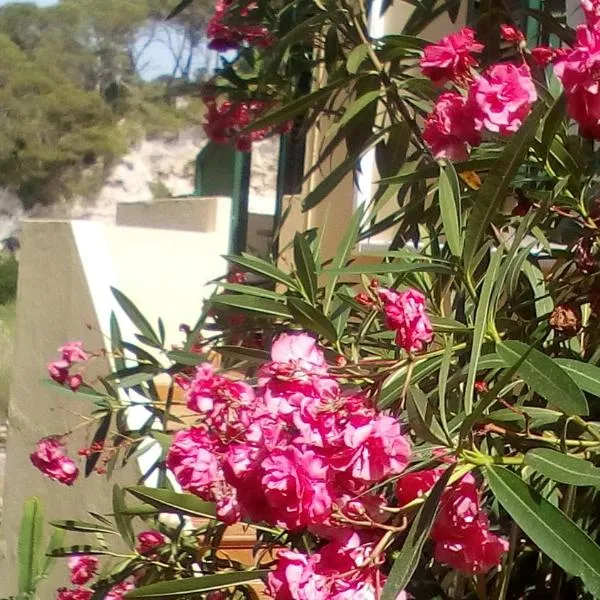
{"left": 0, "top": 0, "right": 209, "bottom": 79}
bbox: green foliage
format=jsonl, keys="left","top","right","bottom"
{"left": 0, "top": 256, "right": 18, "bottom": 305}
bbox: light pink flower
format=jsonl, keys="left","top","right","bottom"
{"left": 105, "top": 577, "right": 136, "bottom": 600}
{"left": 68, "top": 374, "right": 83, "bottom": 392}
{"left": 67, "top": 556, "right": 98, "bottom": 586}
{"left": 48, "top": 360, "right": 70, "bottom": 385}
{"left": 420, "top": 27, "right": 484, "bottom": 85}
{"left": 261, "top": 446, "right": 333, "bottom": 530}
{"left": 554, "top": 25, "right": 600, "bottom": 138}
{"left": 470, "top": 63, "right": 537, "bottom": 135}
{"left": 423, "top": 91, "right": 481, "bottom": 160}
{"left": 378, "top": 288, "right": 433, "bottom": 353}
{"left": 267, "top": 549, "right": 327, "bottom": 600}
{"left": 59, "top": 341, "right": 89, "bottom": 364}
{"left": 185, "top": 362, "right": 255, "bottom": 434}
{"left": 166, "top": 427, "right": 225, "bottom": 499}
{"left": 136, "top": 530, "right": 166, "bottom": 554}
{"left": 30, "top": 437, "right": 79, "bottom": 485}
{"left": 57, "top": 589, "right": 92, "bottom": 600}
{"left": 331, "top": 413, "right": 411, "bottom": 485}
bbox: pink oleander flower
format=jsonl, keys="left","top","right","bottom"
{"left": 469, "top": 63, "right": 537, "bottom": 135}
{"left": 267, "top": 533, "right": 394, "bottom": 600}
{"left": 433, "top": 513, "right": 509, "bottom": 574}
{"left": 136, "top": 530, "right": 166, "bottom": 554}
{"left": 261, "top": 446, "right": 333, "bottom": 530}
{"left": 331, "top": 412, "right": 411, "bottom": 486}
{"left": 531, "top": 45, "right": 556, "bottom": 66}
{"left": 59, "top": 341, "right": 89, "bottom": 363}
{"left": 57, "top": 588, "right": 93, "bottom": 600}
{"left": 68, "top": 374, "right": 83, "bottom": 392}
{"left": 105, "top": 578, "right": 136, "bottom": 600}
{"left": 554, "top": 25, "right": 600, "bottom": 138}
{"left": 420, "top": 27, "right": 484, "bottom": 85}
{"left": 48, "top": 359, "right": 70, "bottom": 385}
{"left": 500, "top": 23, "right": 525, "bottom": 43}
{"left": 422, "top": 91, "right": 481, "bottom": 161}
{"left": 260, "top": 332, "right": 328, "bottom": 380}
{"left": 68, "top": 555, "right": 98, "bottom": 586}
{"left": 166, "top": 427, "right": 225, "bottom": 499}
{"left": 378, "top": 288, "right": 433, "bottom": 353}
{"left": 30, "top": 437, "right": 79, "bottom": 485}
{"left": 185, "top": 362, "right": 255, "bottom": 434}
{"left": 396, "top": 467, "right": 445, "bottom": 506}
{"left": 582, "top": 0, "right": 600, "bottom": 28}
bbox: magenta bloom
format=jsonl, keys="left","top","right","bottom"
{"left": 267, "top": 532, "right": 394, "bottom": 600}
{"left": 105, "top": 578, "right": 135, "bottom": 600}
{"left": 166, "top": 427, "right": 225, "bottom": 498}
{"left": 500, "top": 24, "right": 525, "bottom": 43}
{"left": 30, "top": 437, "right": 79, "bottom": 485}
{"left": 261, "top": 446, "right": 333, "bottom": 530}
{"left": 554, "top": 25, "right": 600, "bottom": 138}
{"left": 261, "top": 332, "right": 328, "bottom": 380}
{"left": 57, "top": 589, "right": 92, "bottom": 600}
{"left": 582, "top": 0, "right": 600, "bottom": 28}
{"left": 420, "top": 27, "right": 484, "bottom": 85}
{"left": 423, "top": 92, "right": 481, "bottom": 160}
{"left": 378, "top": 288, "right": 433, "bottom": 353}
{"left": 469, "top": 63, "right": 537, "bottom": 135}
{"left": 531, "top": 46, "right": 556, "bottom": 67}
{"left": 48, "top": 360, "right": 70, "bottom": 385}
{"left": 67, "top": 556, "right": 98, "bottom": 586}
{"left": 59, "top": 341, "right": 89, "bottom": 363}
{"left": 136, "top": 530, "right": 166, "bottom": 554}
{"left": 396, "top": 467, "right": 445, "bottom": 506}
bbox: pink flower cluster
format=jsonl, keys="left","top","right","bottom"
{"left": 267, "top": 531, "right": 407, "bottom": 600}
{"left": 207, "top": 0, "right": 273, "bottom": 51}
{"left": 203, "top": 97, "right": 292, "bottom": 151}
{"left": 30, "top": 437, "right": 79, "bottom": 486}
{"left": 68, "top": 556, "right": 98, "bottom": 585}
{"left": 47, "top": 341, "right": 89, "bottom": 392}
{"left": 421, "top": 27, "right": 537, "bottom": 159}
{"left": 378, "top": 288, "right": 433, "bottom": 353}
{"left": 397, "top": 469, "right": 508, "bottom": 574}
{"left": 167, "top": 332, "right": 411, "bottom": 530}
{"left": 554, "top": 5, "right": 600, "bottom": 138}
{"left": 57, "top": 559, "right": 135, "bottom": 600}
{"left": 136, "top": 530, "right": 166, "bottom": 555}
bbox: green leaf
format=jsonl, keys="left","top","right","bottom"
{"left": 337, "top": 91, "right": 381, "bottom": 131}
{"left": 486, "top": 465, "right": 600, "bottom": 597}
{"left": 525, "top": 448, "right": 600, "bottom": 487}
{"left": 406, "top": 386, "right": 448, "bottom": 445}
{"left": 41, "top": 527, "right": 64, "bottom": 579}
{"left": 85, "top": 412, "right": 111, "bottom": 476}
{"left": 497, "top": 341, "right": 588, "bottom": 416}
{"left": 463, "top": 103, "right": 546, "bottom": 270}
{"left": 111, "top": 288, "right": 159, "bottom": 346}
{"left": 438, "top": 164, "right": 462, "bottom": 257}
{"left": 47, "top": 545, "right": 112, "bottom": 557}
{"left": 302, "top": 154, "right": 357, "bottom": 212}
{"left": 49, "top": 520, "right": 117, "bottom": 535}
{"left": 213, "top": 345, "right": 270, "bottom": 364}
{"left": 125, "top": 570, "right": 269, "bottom": 598}
{"left": 110, "top": 312, "right": 126, "bottom": 372}
{"left": 324, "top": 262, "right": 454, "bottom": 276}
{"left": 106, "top": 366, "right": 159, "bottom": 388}
{"left": 464, "top": 247, "right": 503, "bottom": 414}
{"left": 287, "top": 298, "right": 338, "bottom": 342}
{"left": 323, "top": 205, "right": 363, "bottom": 314}
{"left": 293, "top": 232, "right": 318, "bottom": 304}
{"left": 382, "top": 466, "right": 455, "bottom": 599}
{"left": 224, "top": 254, "right": 297, "bottom": 290}
{"left": 18, "top": 497, "right": 44, "bottom": 595}
{"left": 219, "top": 283, "right": 284, "bottom": 302}
{"left": 166, "top": 350, "right": 206, "bottom": 367}
{"left": 126, "top": 486, "right": 217, "bottom": 519}
{"left": 555, "top": 358, "right": 600, "bottom": 397}
{"left": 113, "top": 485, "right": 135, "bottom": 550}
{"left": 541, "top": 93, "right": 566, "bottom": 155}
{"left": 346, "top": 43, "right": 370, "bottom": 73}
{"left": 212, "top": 295, "right": 291, "bottom": 319}
{"left": 486, "top": 407, "right": 562, "bottom": 430}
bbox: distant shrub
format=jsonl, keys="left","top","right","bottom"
{"left": 0, "top": 256, "right": 18, "bottom": 305}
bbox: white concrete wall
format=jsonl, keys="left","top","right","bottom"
{"left": 0, "top": 198, "right": 232, "bottom": 594}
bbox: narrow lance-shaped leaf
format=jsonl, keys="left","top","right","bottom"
{"left": 287, "top": 298, "right": 338, "bottom": 342}
{"left": 211, "top": 295, "right": 292, "bottom": 319}
{"left": 486, "top": 465, "right": 600, "bottom": 597}
{"left": 524, "top": 448, "right": 600, "bottom": 487}
{"left": 126, "top": 486, "right": 217, "bottom": 519}
{"left": 554, "top": 358, "right": 600, "bottom": 398}
{"left": 438, "top": 164, "right": 462, "bottom": 257}
{"left": 113, "top": 485, "right": 135, "bottom": 550}
{"left": 463, "top": 103, "right": 546, "bottom": 271}
{"left": 111, "top": 288, "right": 159, "bottom": 346}
{"left": 18, "top": 496, "right": 44, "bottom": 595}
{"left": 293, "top": 232, "right": 318, "bottom": 304}
{"left": 497, "top": 341, "right": 588, "bottom": 416}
